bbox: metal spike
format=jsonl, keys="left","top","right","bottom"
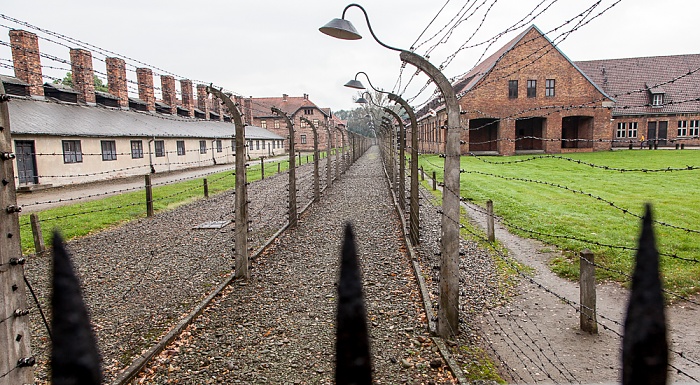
{"left": 335, "top": 223, "right": 372, "bottom": 385}
{"left": 622, "top": 204, "right": 668, "bottom": 385}
{"left": 51, "top": 231, "right": 102, "bottom": 385}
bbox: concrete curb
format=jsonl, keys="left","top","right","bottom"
{"left": 379, "top": 156, "right": 468, "bottom": 384}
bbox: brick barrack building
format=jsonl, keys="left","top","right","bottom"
{"left": 413, "top": 25, "right": 700, "bottom": 155}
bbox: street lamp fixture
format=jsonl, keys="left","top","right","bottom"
{"left": 322, "top": 3, "right": 463, "bottom": 339}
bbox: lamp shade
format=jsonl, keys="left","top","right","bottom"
{"left": 319, "top": 18, "right": 362, "bottom": 40}
{"left": 344, "top": 79, "right": 366, "bottom": 89}
{"left": 355, "top": 97, "right": 369, "bottom": 104}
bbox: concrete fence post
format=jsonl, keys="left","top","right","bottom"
{"left": 145, "top": 174, "right": 154, "bottom": 217}
{"left": 277, "top": 162, "right": 281, "bottom": 174}
{"left": 432, "top": 171, "right": 437, "bottom": 191}
{"left": 30, "top": 213, "right": 45, "bottom": 254}
{"left": 260, "top": 156, "right": 265, "bottom": 180}
{"left": 203, "top": 178, "right": 209, "bottom": 198}
{"left": 486, "top": 200, "right": 495, "bottom": 243}
{"left": 1, "top": 81, "right": 35, "bottom": 383}
{"left": 580, "top": 249, "right": 598, "bottom": 334}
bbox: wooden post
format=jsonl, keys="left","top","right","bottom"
{"left": 203, "top": 178, "right": 209, "bottom": 198}
{"left": 145, "top": 174, "right": 154, "bottom": 217}
{"left": 432, "top": 171, "right": 437, "bottom": 190}
{"left": 30, "top": 213, "right": 45, "bottom": 253}
{"left": 260, "top": 157, "right": 265, "bottom": 180}
{"left": 277, "top": 162, "right": 281, "bottom": 174}
{"left": 486, "top": 200, "right": 495, "bottom": 243}
{"left": 1, "top": 82, "right": 35, "bottom": 383}
{"left": 580, "top": 249, "right": 598, "bottom": 334}
{"left": 420, "top": 166, "right": 425, "bottom": 181}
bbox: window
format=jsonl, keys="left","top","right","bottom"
{"left": 177, "top": 140, "right": 185, "bottom": 156}
{"left": 216, "top": 139, "right": 222, "bottom": 152}
{"left": 277, "top": 140, "right": 282, "bottom": 148}
{"left": 300, "top": 119, "right": 307, "bottom": 128}
{"left": 678, "top": 120, "right": 688, "bottom": 137}
{"left": 155, "top": 140, "right": 165, "bottom": 157}
{"left": 304, "top": 108, "right": 313, "bottom": 115}
{"left": 199, "top": 140, "right": 207, "bottom": 154}
{"left": 131, "top": 140, "right": 143, "bottom": 159}
{"left": 628, "top": 122, "right": 638, "bottom": 138}
{"left": 690, "top": 120, "right": 700, "bottom": 136}
{"left": 545, "top": 79, "right": 556, "bottom": 97}
{"left": 248, "top": 140, "right": 253, "bottom": 150}
{"left": 301, "top": 134, "right": 307, "bottom": 144}
{"left": 274, "top": 120, "right": 280, "bottom": 129}
{"left": 652, "top": 93, "right": 664, "bottom": 106}
{"left": 527, "top": 80, "right": 537, "bottom": 98}
{"left": 261, "top": 120, "right": 267, "bottom": 129}
{"left": 62, "top": 140, "right": 82, "bottom": 163}
{"left": 313, "top": 119, "right": 319, "bottom": 127}
{"left": 101, "top": 140, "right": 117, "bottom": 161}
{"left": 508, "top": 80, "right": 518, "bottom": 99}
{"left": 616, "top": 122, "right": 627, "bottom": 138}
{"left": 261, "top": 140, "right": 266, "bottom": 150}
{"left": 256, "top": 140, "right": 260, "bottom": 150}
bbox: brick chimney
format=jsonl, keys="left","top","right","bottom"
{"left": 69, "top": 48, "right": 96, "bottom": 104}
{"left": 105, "top": 57, "right": 128, "bottom": 108}
{"left": 9, "top": 30, "right": 44, "bottom": 97}
{"left": 180, "top": 79, "right": 194, "bottom": 117}
{"left": 282, "top": 93, "right": 288, "bottom": 102}
{"left": 303, "top": 93, "right": 308, "bottom": 100}
{"left": 160, "top": 75, "right": 177, "bottom": 114}
{"left": 136, "top": 68, "right": 155, "bottom": 111}
{"left": 244, "top": 97, "right": 253, "bottom": 125}
{"left": 196, "top": 84, "right": 209, "bottom": 120}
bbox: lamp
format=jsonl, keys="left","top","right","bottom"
{"left": 322, "top": 3, "right": 463, "bottom": 338}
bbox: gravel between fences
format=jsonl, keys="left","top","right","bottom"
{"left": 135, "top": 147, "right": 457, "bottom": 384}
{"left": 25, "top": 157, "right": 330, "bottom": 384}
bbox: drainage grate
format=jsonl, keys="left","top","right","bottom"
{"left": 192, "top": 220, "right": 232, "bottom": 230}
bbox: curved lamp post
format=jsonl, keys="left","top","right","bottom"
{"left": 300, "top": 117, "right": 321, "bottom": 202}
{"left": 271, "top": 107, "right": 298, "bottom": 228}
{"left": 207, "top": 86, "right": 249, "bottom": 279}
{"left": 321, "top": 4, "right": 462, "bottom": 338}
{"left": 323, "top": 121, "right": 333, "bottom": 188}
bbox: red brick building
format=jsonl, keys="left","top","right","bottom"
{"left": 244, "top": 94, "right": 347, "bottom": 152}
{"left": 576, "top": 55, "right": 700, "bottom": 148}
{"left": 415, "top": 25, "right": 614, "bottom": 155}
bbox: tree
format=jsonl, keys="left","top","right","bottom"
{"left": 53, "top": 72, "right": 109, "bottom": 92}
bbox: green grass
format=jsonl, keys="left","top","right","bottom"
{"left": 18, "top": 155, "right": 318, "bottom": 255}
{"left": 419, "top": 150, "right": 700, "bottom": 297}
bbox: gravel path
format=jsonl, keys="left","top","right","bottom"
{"left": 136, "top": 147, "right": 455, "bottom": 384}
{"left": 25, "top": 156, "right": 328, "bottom": 384}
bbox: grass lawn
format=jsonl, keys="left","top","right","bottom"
{"left": 419, "top": 150, "right": 700, "bottom": 298}
{"left": 18, "top": 151, "right": 331, "bottom": 255}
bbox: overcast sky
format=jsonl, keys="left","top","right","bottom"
{"left": 1, "top": 0, "right": 698, "bottom": 113}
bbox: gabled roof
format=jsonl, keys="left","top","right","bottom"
{"left": 575, "top": 54, "right": 700, "bottom": 116}
{"left": 250, "top": 95, "right": 329, "bottom": 118}
{"left": 8, "top": 97, "right": 280, "bottom": 140}
{"left": 452, "top": 25, "right": 611, "bottom": 101}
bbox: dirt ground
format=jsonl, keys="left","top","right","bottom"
{"left": 462, "top": 200, "right": 700, "bottom": 384}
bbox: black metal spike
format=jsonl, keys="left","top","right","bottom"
{"left": 51, "top": 231, "right": 102, "bottom": 385}
{"left": 622, "top": 204, "right": 668, "bottom": 385}
{"left": 335, "top": 223, "right": 372, "bottom": 385}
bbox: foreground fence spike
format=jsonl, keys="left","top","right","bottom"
{"left": 51, "top": 231, "right": 102, "bottom": 385}
{"left": 622, "top": 204, "right": 667, "bottom": 385}
{"left": 335, "top": 223, "right": 372, "bottom": 385}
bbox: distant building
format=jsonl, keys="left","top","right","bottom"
{"left": 243, "top": 94, "right": 347, "bottom": 152}
{"left": 3, "top": 29, "right": 284, "bottom": 190}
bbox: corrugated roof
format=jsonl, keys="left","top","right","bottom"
{"left": 575, "top": 54, "right": 700, "bottom": 116}
{"left": 8, "top": 98, "right": 283, "bottom": 140}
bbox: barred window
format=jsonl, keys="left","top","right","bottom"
{"left": 62, "top": 140, "right": 83, "bottom": 163}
